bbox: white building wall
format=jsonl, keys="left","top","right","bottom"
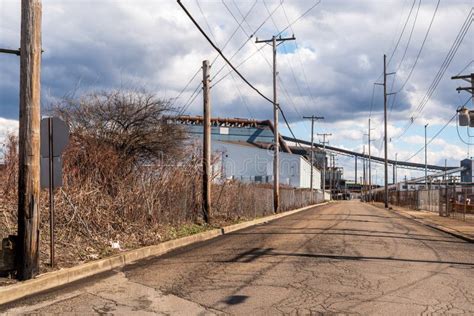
{"left": 212, "top": 141, "right": 321, "bottom": 189}
{"left": 299, "top": 156, "right": 321, "bottom": 190}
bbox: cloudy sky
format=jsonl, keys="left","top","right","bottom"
{"left": 0, "top": 0, "right": 473, "bottom": 183}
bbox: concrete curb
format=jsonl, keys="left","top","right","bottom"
{"left": 371, "top": 203, "right": 474, "bottom": 243}
{"left": 0, "top": 202, "right": 327, "bottom": 306}
{"left": 392, "top": 209, "right": 474, "bottom": 243}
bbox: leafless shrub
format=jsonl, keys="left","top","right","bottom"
{"left": 52, "top": 89, "right": 187, "bottom": 164}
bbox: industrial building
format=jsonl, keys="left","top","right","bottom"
{"left": 212, "top": 140, "right": 321, "bottom": 189}
{"left": 168, "top": 116, "right": 322, "bottom": 190}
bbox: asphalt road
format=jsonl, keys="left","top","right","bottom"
{"left": 2, "top": 201, "right": 474, "bottom": 315}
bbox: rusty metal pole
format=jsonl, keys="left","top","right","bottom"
{"left": 17, "top": 0, "right": 42, "bottom": 280}
{"left": 202, "top": 60, "right": 211, "bottom": 223}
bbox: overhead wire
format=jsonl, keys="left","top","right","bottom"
{"left": 388, "top": 0, "right": 422, "bottom": 119}
{"left": 405, "top": 113, "right": 457, "bottom": 162}
{"left": 405, "top": 96, "right": 473, "bottom": 162}
{"left": 212, "top": 0, "right": 322, "bottom": 87}
{"left": 393, "top": 0, "right": 441, "bottom": 94}
{"left": 177, "top": 0, "right": 274, "bottom": 104}
{"left": 178, "top": 0, "right": 321, "bottom": 149}
{"left": 263, "top": 0, "right": 307, "bottom": 119}
{"left": 454, "top": 59, "right": 474, "bottom": 76}
{"left": 176, "top": 0, "right": 258, "bottom": 114}
{"left": 196, "top": 0, "right": 257, "bottom": 119}
{"left": 211, "top": 0, "right": 281, "bottom": 82}
{"left": 394, "top": 7, "right": 473, "bottom": 140}
{"left": 281, "top": 3, "right": 318, "bottom": 108}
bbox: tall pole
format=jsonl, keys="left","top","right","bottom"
{"left": 318, "top": 133, "right": 331, "bottom": 200}
{"left": 310, "top": 117, "right": 314, "bottom": 199}
{"left": 272, "top": 36, "right": 279, "bottom": 213}
{"left": 17, "top": 0, "right": 42, "bottom": 280}
{"left": 383, "top": 54, "right": 389, "bottom": 208}
{"left": 256, "top": 35, "right": 295, "bottom": 213}
{"left": 202, "top": 60, "right": 211, "bottom": 224}
{"left": 394, "top": 152, "right": 398, "bottom": 184}
{"left": 368, "top": 118, "right": 372, "bottom": 202}
{"left": 303, "top": 115, "right": 324, "bottom": 202}
{"left": 425, "top": 123, "right": 428, "bottom": 187}
{"left": 363, "top": 145, "right": 366, "bottom": 199}
{"left": 331, "top": 154, "right": 335, "bottom": 198}
{"left": 355, "top": 156, "right": 358, "bottom": 184}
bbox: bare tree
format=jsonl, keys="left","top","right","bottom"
{"left": 52, "top": 89, "right": 187, "bottom": 164}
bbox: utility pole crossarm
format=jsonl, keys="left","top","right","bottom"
{"left": 0, "top": 48, "right": 21, "bottom": 56}
{"left": 255, "top": 36, "right": 296, "bottom": 44}
{"left": 452, "top": 73, "right": 474, "bottom": 102}
{"left": 451, "top": 74, "right": 473, "bottom": 80}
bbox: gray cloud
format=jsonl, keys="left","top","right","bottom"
{"left": 0, "top": 0, "right": 472, "bottom": 129}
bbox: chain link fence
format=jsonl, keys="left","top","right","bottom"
{"left": 373, "top": 185, "right": 474, "bottom": 223}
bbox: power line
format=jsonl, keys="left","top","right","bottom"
{"left": 211, "top": 0, "right": 281, "bottom": 81}
{"left": 195, "top": 0, "right": 257, "bottom": 120}
{"left": 403, "top": 96, "right": 472, "bottom": 162}
{"left": 278, "top": 0, "right": 322, "bottom": 36}
{"left": 263, "top": 0, "right": 308, "bottom": 119}
{"left": 281, "top": 2, "right": 318, "bottom": 107}
{"left": 179, "top": 80, "right": 202, "bottom": 114}
{"left": 394, "top": 0, "right": 441, "bottom": 94}
{"left": 386, "top": 0, "right": 417, "bottom": 68}
{"left": 178, "top": 0, "right": 315, "bottom": 148}
{"left": 173, "top": 0, "right": 258, "bottom": 114}
{"left": 212, "top": 1, "right": 322, "bottom": 87}
{"left": 405, "top": 113, "right": 457, "bottom": 162}
{"left": 172, "top": 66, "right": 201, "bottom": 110}
{"left": 388, "top": 0, "right": 421, "bottom": 118}
{"left": 177, "top": 0, "right": 274, "bottom": 104}
{"left": 455, "top": 59, "right": 474, "bottom": 76}
{"left": 394, "top": 8, "right": 472, "bottom": 139}
{"left": 369, "top": 83, "right": 376, "bottom": 118}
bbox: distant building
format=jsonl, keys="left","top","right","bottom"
{"left": 212, "top": 140, "right": 321, "bottom": 189}
{"left": 168, "top": 116, "right": 322, "bottom": 190}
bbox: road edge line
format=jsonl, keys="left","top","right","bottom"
{"left": 0, "top": 201, "right": 327, "bottom": 306}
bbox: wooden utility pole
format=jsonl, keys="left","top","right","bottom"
{"left": 318, "top": 133, "right": 331, "bottom": 199}
{"left": 202, "top": 60, "right": 211, "bottom": 224}
{"left": 256, "top": 35, "right": 295, "bottom": 213}
{"left": 17, "top": 0, "right": 42, "bottom": 280}
{"left": 303, "top": 115, "right": 324, "bottom": 203}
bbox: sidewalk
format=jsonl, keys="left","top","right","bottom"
{"left": 372, "top": 202, "right": 474, "bottom": 243}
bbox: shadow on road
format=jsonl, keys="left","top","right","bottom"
{"left": 222, "top": 249, "right": 474, "bottom": 267}
{"left": 223, "top": 295, "right": 249, "bottom": 305}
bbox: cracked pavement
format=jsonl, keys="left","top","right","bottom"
{"left": 1, "top": 201, "right": 474, "bottom": 315}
